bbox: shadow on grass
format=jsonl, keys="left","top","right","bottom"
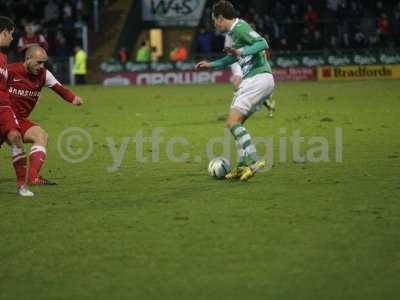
{"left": 0, "top": 177, "right": 15, "bottom": 184}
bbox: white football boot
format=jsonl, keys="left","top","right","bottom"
{"left": 18, "top": 185, "right": 34, "bottom": 197}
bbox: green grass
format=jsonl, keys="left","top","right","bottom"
{"left": 0, "top": 80, "right": 399, "bottom": 299}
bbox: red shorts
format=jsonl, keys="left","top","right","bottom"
{"left": 0, "top": 106, "right": 20, "bottom": 146}
{"left": 18, "top": 118, "right": 38, "bottom": 138}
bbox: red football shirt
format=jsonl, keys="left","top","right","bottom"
{"left": 8, "top": 63, "right": 76, "bottom": 119}
{"left": 0, "top": 52, "right": 11, "bottom": 106}
{"left": 17, "top": 34, "right": 49, "bottom": 53}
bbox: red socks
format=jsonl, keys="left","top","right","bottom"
{"left": 11, "top": 146, "right": 27, "bottom": 188}
{"left": 28, "top": 145, "right": 47, "bottom": 182}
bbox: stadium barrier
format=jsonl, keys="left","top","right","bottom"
{"left": 102, "top": 67, "right": 317, "bottom": 86}
{"left": 99, "top": 49, "right": 400, "bottom": 85}
{"left": 100, "top": 49, "right": 400, "bottom": 71}
{"left": 269, "top": 50, "right": 400, "bottom": 68}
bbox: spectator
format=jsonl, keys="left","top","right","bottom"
{"left": 288, "top": 3, "right": 300, "bottom": 21}
{"left": 119, "top": 47, "right": 127, "bottom": 64}
{"left": 378, "top": 13, "right": 391, "bottom": 45}
{"left": 277, "top": 38, "right": 290, "bottom": 51}
{"left": 43, "top": 0, "right": 60, "bottom": 27}
{"left": 211, "top": 32, "right": 225, "bottom": 53}
{"left": 312, "top": 30, "right": 324, "bottom": 50}
{"left": 63, "top": 1, "right": 73, "bottom": 18}
{"left": 304, "top": 4, "right": 320, "bottom": 31}
{"left": 353, "top": 27, "right": 367, "bottom": 48}
{"left": 264, "top": 35, "right": 273, "bottom": 59}
{"left": 271, "top": 1, "right": 287, "bottom": 21}
{"left": 337, "top": 1, "right": 350, "bottom": 19}
{"left": 253, "top": 14, "right": 264, "bottom": 32}
{"left": 396, "top": 1, "right": 400, "bottom": 14}
{"left": 197, "top": 28, "right": 212, "bottom": 55}
{"left": 136, "top": 41, "right": 151, "bottom": 63}
{"left": 197, "top": 0, "right": 400, "bottom": 53}
{"left": 378, "top": 13, "right": 391, "bottom": 35}
{"left": 368, "top": 35, "right": 379, "bottom": 48}
{"left": 62, "top": 12, "right": 75, "bottom": 31}
{"left": 337, "top": 20, "right": 350, "bottom": 45}
{"left": 4, "top": 0, "right": 88, "bottom": 62}
{"left": 74, "top": 11, "right": 86, "bottom": 29}
{"left": 54, "top": 30, "right": 69, "bottom": 57}
{"left": 375, "top": 1, "right": 386, "bottom": 16}
{"left": 170, "top": 42, "right": 188, "bottom": 62}
{"left": 151, "top": 47, "right": 159, "bottom": 63}
{"left": 327, "top": 0, "right": 340, "bottom": 17}
{"left": 393, "top": 11, "right": 400, "bottom": 40}
{"left": 73, "top": 45, "right": 87, "bottom": 85}
{"left": 263, "top": 15, "right": 275, "bottom": 38}
{"left": 348, "top": 0, "right": 362, "bottom": 18}
{"left": 342, "top": 32, "right": 351, "bottom": 48}
{"left": 0, "top": 2, "right": 10, "bottom": 15}
{"left": 330, "top": 35, "right": 339, "bottom": 48}
{"left": 17, "top": 22, "right": 48, "bottom": 54}
{"left": 75, "top": 0, "right": 85, "bottom": 14}
{"left": 299, "top": 27, "right": 313, "bottom": 50}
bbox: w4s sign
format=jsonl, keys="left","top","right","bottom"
{"left": 142, "top": 0, "right": 206, "bottom": 26}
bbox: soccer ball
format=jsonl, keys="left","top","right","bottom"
{"left": 208, "top": 157, "right": 231, "bottom": 179}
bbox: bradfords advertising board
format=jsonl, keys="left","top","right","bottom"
{"left": 318, "top": 65, "right": 400, "bottom": 80}
{"left": 102, "top": 68, "right": 317, "bottom": 86}
{"left": 142, "top": 0, "right": 206, "bottom": 26}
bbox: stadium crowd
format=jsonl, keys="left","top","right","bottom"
{"left": 196, "top": 0, "right": 400, "bottom": 54}
{"left": 0, "top": 0, "right": 89, "bottom": 60}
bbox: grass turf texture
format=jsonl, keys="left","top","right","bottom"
{"left": 0, "top": 81, "right": 399, "bottom": 299}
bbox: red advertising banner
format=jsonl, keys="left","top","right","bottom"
{"left": 272, "top": 68, "right": 317, "bottom": 81}
{"left": 102, "top": 70, "right": 232, "bottom": 86}
{"left": 102, "top": 68, "right": 316, "bottom": 86}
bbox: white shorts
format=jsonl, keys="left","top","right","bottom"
{"left": 231, "top": 72, "right": 275, "bottom": 117}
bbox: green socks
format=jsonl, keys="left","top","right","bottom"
{"left": 231, "top": 124, "right": 258, "bottom": 165}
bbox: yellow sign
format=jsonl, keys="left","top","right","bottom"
{"left": 318, "top": 65, "right": 400, "bottom": 81}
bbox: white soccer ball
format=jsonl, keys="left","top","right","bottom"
{"left": 208, "top": 157, "right": 231, "bottom": 179}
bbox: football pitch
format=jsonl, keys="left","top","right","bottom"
{"left": 0, "top": 80, "right": 399, "bottom": 299}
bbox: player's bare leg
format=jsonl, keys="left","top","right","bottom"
{"left": 23, "top": 126, "right": 56, "bottom": 185}
{"left": 264, "top": 94, "right": 275, "bottom": 118}
{"left": 7, "top": 130, "right": 34, "bottom": 196}
{"left": 225, "top": 109, "right": 265, "bottom": 181}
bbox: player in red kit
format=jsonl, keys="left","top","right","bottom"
{"left": 0, "top": 16, "right": 34, "bottom": 197}
{"left": 8, "top": 45, "right": 83, "bottom": 185}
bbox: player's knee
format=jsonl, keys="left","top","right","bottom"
{"left": 226, "top": 119, "right": 235, "bottom": 128}
{"left": 37, "top": 131, "right": 48, "bottom": 146}
{"left": 226, "top": 115, "right": 241, "bottom": 128}
{"left": 7, "top": 130, "right": 22, "bottom": 146}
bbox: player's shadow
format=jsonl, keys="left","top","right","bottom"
{"left": 0, "top": 178, "right": 20, "bottom": 196}
{"left": 0, "top": 177, "right": 15, "bottom": 184}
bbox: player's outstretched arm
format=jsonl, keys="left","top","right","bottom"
{"left": 197, "top": 55, "right": 238, "bottom": 71}
{"left": 45, "top": 70, "right": 82, "bottom": 106}
{"left": 50, "top": 82, "right": 77, "bottom": 104}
